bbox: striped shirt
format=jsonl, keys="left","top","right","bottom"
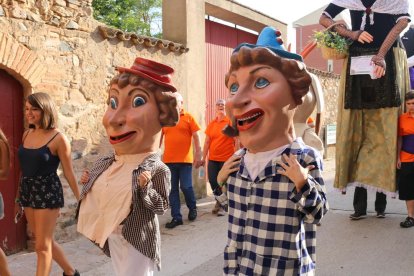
{"left": 224, "top": 138, "right": 328, "bottom": 275}
{"left": 78, "top": 152, "right": 170, "bottom": 271}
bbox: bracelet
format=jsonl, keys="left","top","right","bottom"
{"left": 15, "top": 198, "right": 21, "bottom": 204}
{"left": 218, "top": 182, "right": 226, "bottom": 187}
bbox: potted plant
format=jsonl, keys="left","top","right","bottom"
{"left": 313, "top": 29, "right": 350, "bottom": 60}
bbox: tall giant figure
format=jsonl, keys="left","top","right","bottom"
{"left": 320, "top": 0, "right": 411, "bottom": 219}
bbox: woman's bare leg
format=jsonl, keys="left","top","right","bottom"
{"left": 0, "top": 247, "right": 11, "bottom": 276}
{"left": 25, "top": 207, "right": 76, "bottom": 276}
{"left": 52, "top": 240, "right": 76, "bottom": 275}
{"left": 32, "top": 208, "right": 58, "bottom": 276}
{"left": 407, "top": 200, "right": 414, "bottom": 217}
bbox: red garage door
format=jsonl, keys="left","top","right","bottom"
{"left": 0, "top": 69, "right": 26, "bottom": 253}
{"left": 205, "top": 20, "right": 258, "bottom": 124}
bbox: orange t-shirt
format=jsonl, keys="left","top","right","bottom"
{"left": 205, "top": 116, "right": 235, "bottom": 162}
{"left": 162, "top": 111, "right": 200, "bottom": 163}
{"left": 398, "top": 112, "right": 414, "bottom": 162}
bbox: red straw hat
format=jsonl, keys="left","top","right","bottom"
{"left": 116, "top": 57, "right": 177, "bottom": 92}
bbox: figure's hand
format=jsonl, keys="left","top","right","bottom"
{"left": 371, "top": 55, "right": 386, "bottom": 78}
{"left": 217, "top": 154, "right": 241, "bottom": 183}
{"left": 397, "top": 159, "right": 401, "bottom": 169}
{"left": 80, "top": 170, "right": 89, "bottom": 185}
{"left": 277, "top": 154, "right": 315, "bottom": 192}
{"left": 138, "top": 171, "right": 151, "bottom": 189}
{"left": 357, "top": 31, "right": 373, "bottom": 44}
{"left": 14, "top": 202, "right": 24, "bottom": 224}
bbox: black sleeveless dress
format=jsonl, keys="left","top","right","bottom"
{"left": 17, "top": 132, "right": 64, "bottom": 209}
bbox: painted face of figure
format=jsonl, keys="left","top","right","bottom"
{"left": 102, "top": 84, "right": 162, "bottom": 155}
{"left": 226, "top": 64, "right": 296, "bottom": 153}
{"left": 24, "top": 101, "right": 42, "bottom": 127}
{"left": 406, "top": 98, "right": 414, "bottom": 114}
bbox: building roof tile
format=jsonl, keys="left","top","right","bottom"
{"left": 98, "top": 26, "right": 189, "bottom": 53}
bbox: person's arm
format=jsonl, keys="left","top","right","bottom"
{"left": 201, "top": 135, "right": 211, "bottom": 166}
{"left": 371, "top": 18, "right": 410, "bottom": 77}
{"left": 217, "top": 154, "right": 241, "bottom": 184}
{"left": 192, "top": 131, "right": 202, "bottom": 168}
{"left": 14, "top": 130, "right": 30, "bottom": 214}
{"left": 56, "top": 133, "right": 80, "bottom": 200}
{"left": 319, "top": 14, "right": 372, "bottom": 44}
{"left": 397, "top": 136, "right": 403, "bottom": 169}
{"left": 319, "top": 3, "right": 370, "bottom": 43}
{"left": 0, "top": 140, "right": 10, "bottom": 180}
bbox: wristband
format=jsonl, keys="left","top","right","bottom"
{"left": 15, "top": 198, "right": 21, "bottom": 203}
{"left": 218, "top": 182, "right": 226, "bottom": 187}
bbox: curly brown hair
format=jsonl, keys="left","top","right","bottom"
{"left": 109, "top": 72, "right": 179, "bottom": 127}
{"left": 225, "top": 47, "right": 312, "bottom": 105}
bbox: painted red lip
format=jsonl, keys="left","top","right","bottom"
{"left": 109, "top": 131, "right": 136, "bottom": 144}
{"left": 234, "top": 108, "right": 264, "bottom": 131}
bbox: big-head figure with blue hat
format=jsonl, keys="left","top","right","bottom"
{"left": 223, "top": 26, "right": 312, "bottom": 139}
{"left": 221, "top": 26, "right": 328, "bottom": 275}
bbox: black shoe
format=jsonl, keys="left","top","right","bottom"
{"left": 165, "top": 219, "right": 183, "bottom": 229}
{"left": 376, "top": 212, "right": 385, "bottom": 218}
{"left": 63, "top": 269, "right": 80, "bottom": 276}
{"left": 349, "top": 212, "right": 367, "bottom": 220}
{"left": 188, "top": 208, "right": 197, "bottom": 221}
{"left": 400, "top": 216, "right": 414, "bottom": 228}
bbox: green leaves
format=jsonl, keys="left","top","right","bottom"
{"left": 92, "top": 0, "right": 162, "bottom": 37}
{"left": 313, "top": 30, "right": 350, "bottom": 54}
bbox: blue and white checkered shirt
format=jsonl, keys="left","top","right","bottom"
{"left": 224, "top": 138, "right": 328, "bottom": 275}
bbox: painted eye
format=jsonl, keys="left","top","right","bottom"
{"left": 229, "top": 83, "right": 239, "bottom": 94}
{"left": 109, "top": 97, "right": 117, "bottom": 109}
{"left": 132, "top": 96, "right": 146, "bottom": 107}
{"left": 255, "top": 77, "right": 269, "bottom": 89}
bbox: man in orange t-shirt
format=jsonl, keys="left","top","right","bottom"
{"left": 201, "top": 99, "right": 236, "bottom": 215}
{"left": 162, "top": 93, "right": 202, "bottom": 228}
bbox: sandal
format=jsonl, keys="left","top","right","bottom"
{"left": 400, "top": 217, "right": 414, "bottom": 228}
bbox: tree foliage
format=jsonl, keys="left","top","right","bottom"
{"left": 92, "top": 0, "right": 162, "bottom": 37}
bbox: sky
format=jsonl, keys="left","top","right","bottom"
{"left": 235, "top": 0, "right": 414, "bottom": 25}
{"left": 235, "top": 0, "right": 332, "bottom": 25}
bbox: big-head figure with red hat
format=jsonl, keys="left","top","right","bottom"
{"left": 218, "top": 26, "right": 329, "bottom": 275}
{"left": 77, "top": 57, "right": 179, "bottom": 275}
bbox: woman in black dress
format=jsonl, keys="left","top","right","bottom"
{"left": 16, "top": 92, "right": 80, "bottom": 276}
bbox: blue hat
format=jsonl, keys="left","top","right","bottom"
{"left": 233, "top": 26, "right": 303, "bottom": 62}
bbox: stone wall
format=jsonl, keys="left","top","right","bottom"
{"left": 0, "top": 0, "right": 94, "bottom": 30}
{"left": 308, "top": 67, "right": 340, "bottom": 159}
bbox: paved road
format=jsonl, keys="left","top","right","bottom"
{"left": 7, "top": 158, "right": 413, "bottom": 275}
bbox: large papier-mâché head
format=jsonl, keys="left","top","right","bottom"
{"left": 223, "top": 26, "right": 312, "bottom": 153}
{"left": 103, "top": 58, "right": 180, "bottom": 155}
